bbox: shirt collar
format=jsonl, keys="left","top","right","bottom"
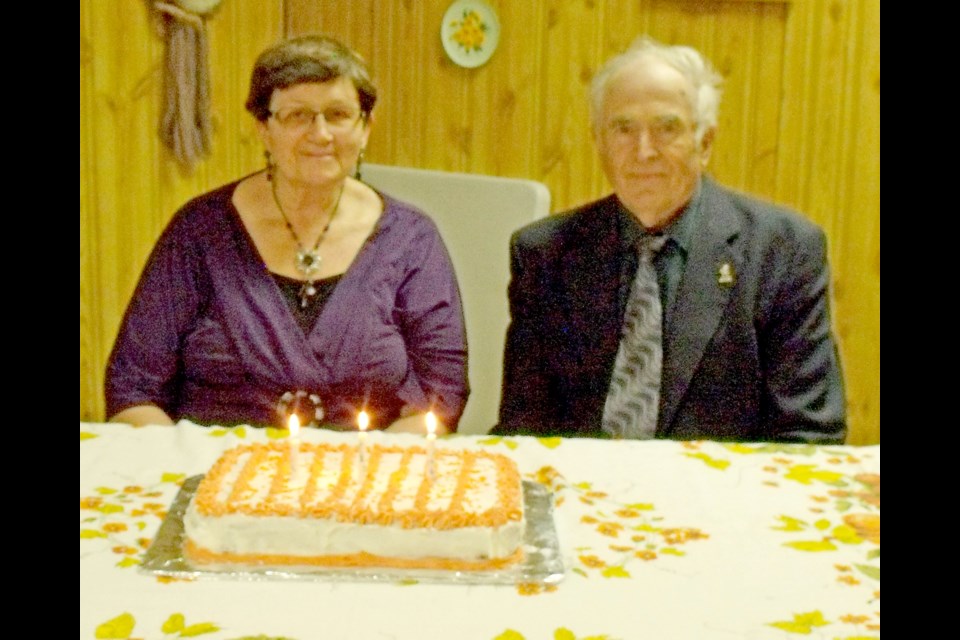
{"left": 616, "top": 178, "right": 702, "bottom": 254}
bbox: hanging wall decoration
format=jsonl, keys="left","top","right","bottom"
{"left": 152, "top": 0, "right": 223, "bottom": 169}
{"left": 441, "top": 0, "right": 500, "bottom": 69}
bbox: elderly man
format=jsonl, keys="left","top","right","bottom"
{"left": 494, "top": 36, "right": 846, "bottom": 443}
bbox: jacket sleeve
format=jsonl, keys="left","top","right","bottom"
{"left": 493, "top": 230, "right": 555, "bottom": 435}
{"left": 758, "top": 222, "right": 847, "bottom": 443}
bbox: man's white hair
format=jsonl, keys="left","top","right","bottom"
{"left": 590, "top": 36, "right": 724, "bottom": 145}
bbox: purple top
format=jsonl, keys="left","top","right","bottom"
{"left": 106, "top": 179, "right": 469, "bottom": 430}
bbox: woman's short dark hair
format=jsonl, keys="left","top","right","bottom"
{"left": 245, "top": 34, "right": 378, "bottom": 122}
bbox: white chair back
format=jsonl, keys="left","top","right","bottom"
{"left": 362, "top": 164, "right": 551, "bottom": 434}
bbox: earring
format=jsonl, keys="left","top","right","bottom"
{"left": 355, "top": 148, "right": 365, "bottom": 181}
{"left": 264, "top": 150, "right": 274, "bottom": 181}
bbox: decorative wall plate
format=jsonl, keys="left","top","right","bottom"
{"left": 441, "top": 0, "right": 501, "bottom": 69}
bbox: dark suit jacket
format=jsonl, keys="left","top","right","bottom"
{"left": 494, "top": 177, "right": 846, "bottom": 443}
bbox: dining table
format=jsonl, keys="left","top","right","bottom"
{"left": 80, "top": 421, "right": 879, "bottom": 640}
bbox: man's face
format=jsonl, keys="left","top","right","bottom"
{"left": 595, "top": 57, "right": 714, "bottom": 229}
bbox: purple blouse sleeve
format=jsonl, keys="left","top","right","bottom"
{"left": 390, "top": 215, "right": 470, "bottom": 429}
{"left": 104, "top": 205, "right": 207, "bottom": 418}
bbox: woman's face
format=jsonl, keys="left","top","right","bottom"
{"left": 257, "top": 77, "right": 371, "bottom": 188}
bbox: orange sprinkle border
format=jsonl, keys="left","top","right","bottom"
{"left": 183, "top": 540, "right": 524, "bottom": 572}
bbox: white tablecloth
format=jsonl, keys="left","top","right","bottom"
{"left": 80, "top": 422, "right": 880, "bottom": 639}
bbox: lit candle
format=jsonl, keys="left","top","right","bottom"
{"left": 287, "top": 413, "right": 301, "bottom": 479}
{"left": 357, "top": 410, "right": 369, "bottom": 475}
{"left": 425, "top": 411, "right": 437, "bottom": 481}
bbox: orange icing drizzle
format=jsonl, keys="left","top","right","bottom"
{"left": 377, "top": 447, "right": 414, "bottom": 515}
{"left": 192, "top": 442, "right": 523, "bottom": 530}
{"left": 299, "top": 443, "right": 326, "bottom": 511}
{"left": 262, "top": 448, "right": 293, "bottom": 516}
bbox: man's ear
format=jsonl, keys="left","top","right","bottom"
{"left": 699, "top": 127, "right": 716, "bottom": 168}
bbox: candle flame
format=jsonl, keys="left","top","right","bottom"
{"left": 288, "top": 413, "right": 301, "bottom": 438}
{"left": 426, "top": 411, "right": 437, "bottom": 437}
{"left": 358, "top": 410, "right": 370, "bottom": 433}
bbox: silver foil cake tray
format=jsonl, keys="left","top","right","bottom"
{"left": 140, "top": 475, "right": 565, "bottom": 586}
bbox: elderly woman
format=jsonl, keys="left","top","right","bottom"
{"left": 106, "top": 35, "right": 468, "bottom": 434}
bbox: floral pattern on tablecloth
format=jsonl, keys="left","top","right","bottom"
{"left": 528, "top": 464, "right": 709, "bottom": 579}
{"left": 764, "top": 455, "right": 880, "bottom": 636}
{"left": 94, "top": 612, "right": 618, "bottom": 640}
{"left": 81, "top": 473, "right": 186, "bottom": 572}
{"left": 94, "top": 612, "right": 223, "bottom": 639}
{"left": 493, "top": 629, "right": 615, "bottom": 640}
{"left": 674, "top": 442, "right": 880, "bottom": 638}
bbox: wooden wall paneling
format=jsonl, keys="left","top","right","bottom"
{"left": 80, "top": 0, "right": 100, "bottom": 420}
{"left": 711, "top": 4, "right": 756, "bottom": 191}
{"left": 432, "top": 9, "right": 474, "bottom": 173}
{"left": 749, "top": 5, "right": 787, "bottom": 198}
{"left": 537, "top": 0, "right": 605, "bottom": 210}
{"left": 480, "top": 2, "right": 544, "bottom": 179}
{"left": 388, "top": 1, "right": 431, "bottom": 168}
{"left": 834, "top": 0, "right": 880, "bottom": 445}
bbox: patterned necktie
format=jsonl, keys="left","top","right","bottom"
{"left": 602, "top": 234, "right": 668, "bottom": 439}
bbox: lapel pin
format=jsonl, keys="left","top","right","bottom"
{"left": 718, "top": 262, "right": 735, "bottom": 287}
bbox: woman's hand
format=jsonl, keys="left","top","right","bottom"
{"left": 108, "top": 405, "right": 176, "bottom": 427}
{"left": 384, "top": 409, "right": 452, "bottom": 435}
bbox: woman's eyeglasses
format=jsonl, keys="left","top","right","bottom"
{"left": 269, "top": 107, "right": 363, "bottom": 133}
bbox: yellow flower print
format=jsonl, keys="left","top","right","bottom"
{"left": 596, "top": 522, "right": 623, "bottom": 537}
{"left": 516, "top": 582, "right": 558, "bottom": 596}
{"left": 855, "top": 473, "right": 879, "bottom": 487}
{"left": 660, "top": 527, "right": 709, "bottom": 545}
{"left": 112, "top": 545, "right": 139, "bottom": 555}
{"left": 80, "top": 496, "right": 103, "bottom": 510}
{"left": 578, "top": 554, "right": 606, "bottom": 568}
{"left": 449, "top": 10, "right": 487, "bottom": 53}
{"left": 840, "top": 614, "right": 871, "bottom": 624}
{"left": 94, "top": 612, "right": 135, "bottom": 639}
{"left": 156, "top": 575, "right": 193, "bottom": 584}
{"left": 534, "top": 465, "right": 563, "bottom": 489}
{"left": 843, "top": 513, "right": 880, "bottom": 544}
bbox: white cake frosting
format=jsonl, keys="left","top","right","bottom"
{"left": 183, "top": 440, "right": 526, "bottom": 571}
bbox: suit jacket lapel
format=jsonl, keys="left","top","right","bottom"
{"left": 557, "top": 196, "right": 624, "bottom": 374}
{"left": 660, "top": 178, "right": 742, "bottom": 430}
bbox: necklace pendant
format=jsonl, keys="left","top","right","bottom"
{"left": 299, "top": 281, "right": 317, "bottom": 308}
{"left": 296, "top": 249, "right": 322, "bottom": 278}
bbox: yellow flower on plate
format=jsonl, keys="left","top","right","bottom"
{"left": 449, "top": 10, "right": 487, "bottom": 52}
